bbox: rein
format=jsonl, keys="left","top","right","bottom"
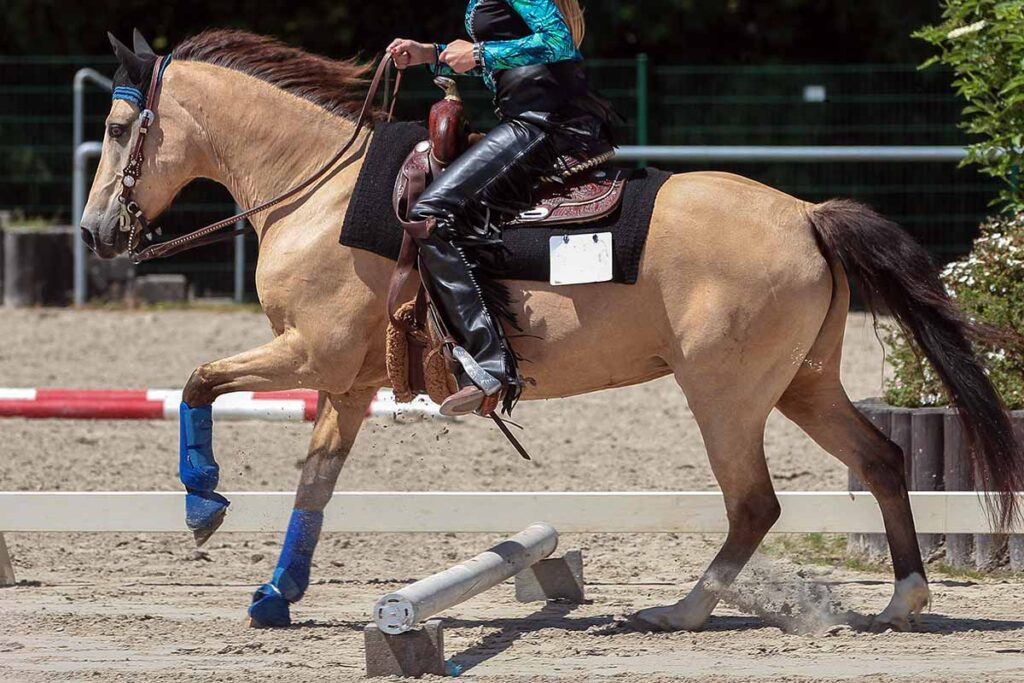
{"left": 119, "top": 53, "right": 401, "bottom": 263}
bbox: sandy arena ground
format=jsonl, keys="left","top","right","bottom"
{"left": 1, "top": 309, "right": 1022, "bottom": 682}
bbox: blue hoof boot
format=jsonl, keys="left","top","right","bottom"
{"left": 185, "top": 491, "right": 230, "bottom": 546}
{"left": 180, "top": 462, "right": 220, "bottom": 492}
{"left": 248, "top": 583, "right": 291, "bottom": 627}
{"left": 180, "top": 402, "right": 220, "bottom": 489}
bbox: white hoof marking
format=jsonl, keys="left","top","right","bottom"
{"left": 873, "top": 572, "right": 930, "bottom": 631}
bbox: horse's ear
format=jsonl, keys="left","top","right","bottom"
{"left": 132, "top": 28, "right": 156, "bottom": 58}
{"left": 108, "top": 31, "right": 131, "bottom": 59}
{"left": 108, "top": 31, "right": 148, "bottom": 84}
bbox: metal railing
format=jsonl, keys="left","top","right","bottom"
{"left": 615, "top": 146, "right": 968, "bottom": 163}
{"left": 73, "top": 138, "right": 971, "bottom": 304}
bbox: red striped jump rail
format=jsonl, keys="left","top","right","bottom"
{"left": 0, "top": 388, "right": 440, "bottom": 422}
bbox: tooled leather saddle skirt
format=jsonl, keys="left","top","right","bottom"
{"left": 393, "top": 137, "right": 626, "bottom": 233}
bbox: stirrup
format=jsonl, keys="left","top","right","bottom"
{"left": 440, "top": 385, "right": 487, "bottom": 417}
{"left": 451, "top": 346, "right": 502, "bottom": 396}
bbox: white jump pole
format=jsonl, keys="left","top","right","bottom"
{"left": 373, "top": 522, "right": 558, "bottom": 634}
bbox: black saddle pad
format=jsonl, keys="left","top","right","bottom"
{"left": 340, "top": 121, "right": 671, "bottom": 284}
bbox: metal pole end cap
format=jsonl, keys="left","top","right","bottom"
{"left": 373, "top": 594, "right": 416, "bottom": 635}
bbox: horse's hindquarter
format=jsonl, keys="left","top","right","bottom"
{"left": 512, "top": 172, "right": 835, "bottom": 402}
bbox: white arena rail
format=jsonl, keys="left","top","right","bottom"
{"left": 0, "top": 491, "right": 1018, "bottom": 534}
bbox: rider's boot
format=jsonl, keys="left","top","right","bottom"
{"left": 179, "top": 402, "right": 230, "bottom": 546}
{"left": 415, "top": 228, "right": 518, "bottom": 416}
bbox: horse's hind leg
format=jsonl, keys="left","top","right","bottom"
{"left": 633, "top": 400, "right": 780, "bottom": 631}
{"left": 778, "top": 373, "right": 929, "bottom": 631}
{"left": 180, "top": 331, "right": 316, "bottom": 546}
{"left": 248, "top": 386, "right": 377, "bottom": 628}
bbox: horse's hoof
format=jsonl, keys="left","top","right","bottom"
{"left": 185, "top": 491, "right": 230, "bottom": 546}
{"left": 869, "top": 615, "right": 911, "bottom": 633}
{"left": 871, "top": 573, "right": 928, "bottom": 633}
{"left": 630, "top": 606, "right": 680, "bottom": 632}
{"left": 192, "top": 508, "right": 227, "bottom": 547}
{"left": 248, "top": 583, "right": 291, "bottom": 628}
{"left": 628, "top": 612, "right": 664, "bottom": 632}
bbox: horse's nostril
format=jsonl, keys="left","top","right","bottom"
{"left": 80, "top": 227, "right": 97, "bottom": 251}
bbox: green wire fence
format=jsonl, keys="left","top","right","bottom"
{"left": 0, "top": 55, "right": 997, "bottom": 297}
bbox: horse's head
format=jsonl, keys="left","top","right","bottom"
{"left": 81, "top": 30, "right": 203, "bottom": 258}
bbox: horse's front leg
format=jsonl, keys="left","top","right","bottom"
{"left": 248, "top": 386, "right": 377, "bottom": 628}
{"left": 180, "top": 331, "right": 313, "bottom": 546}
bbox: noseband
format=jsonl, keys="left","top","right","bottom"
{"left": 115, "top": 53, "right": 400, "bottom": 264}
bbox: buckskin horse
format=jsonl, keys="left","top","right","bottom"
{"left": 81, "top": 29, "right": 1023, "bottom": 632}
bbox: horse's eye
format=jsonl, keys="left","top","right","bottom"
{"left": 108, "top": 123, "right": 127, "bottom": 139}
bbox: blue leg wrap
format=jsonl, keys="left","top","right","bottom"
{"left": 179, "top": 401, "right": 229, "bottom": 531}
{"left": 248, "top": 509, "right": 324, "bottom": 627}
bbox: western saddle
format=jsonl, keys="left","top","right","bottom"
{"left": 385, "top": 77, "right": 626, "bottom": 417}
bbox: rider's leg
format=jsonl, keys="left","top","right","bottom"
{"left": 409, "top": 118, "right": 554, "bottom": 415}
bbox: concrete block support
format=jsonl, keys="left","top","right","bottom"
{"left": 134, "top": 274, "right": 188, "bottom": 304}
{"left": 515, "top": 549, "right": 584, "bottom": 603}
{"left": 0, "top": 533, "right": 15, "bottom": 587}
{"left": 364, "top": 620, "right": 444, "bottom": 678}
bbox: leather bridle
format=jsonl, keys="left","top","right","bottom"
{"left": 116, "top": 53, "right": 401, "bottom": 264}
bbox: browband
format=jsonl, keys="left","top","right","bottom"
{"left": 112, "top": 86, "right": 145, "bottom": 109}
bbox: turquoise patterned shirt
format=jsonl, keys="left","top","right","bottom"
{"left": 431, "top": 0, "right": 582, "bottom": 92}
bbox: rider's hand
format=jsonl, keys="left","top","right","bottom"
{"left": 439, "top": 40, "right": 477, "bottom": 74}
{"left": 386, "top": 38, "right": 435, "bottom": 70}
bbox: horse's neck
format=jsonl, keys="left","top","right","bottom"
{"left": 175, "top": 62, "right": 363, "bottom": 238}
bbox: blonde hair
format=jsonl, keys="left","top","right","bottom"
{"left": 554, "top": 0, "right": 586, "bottom": 48}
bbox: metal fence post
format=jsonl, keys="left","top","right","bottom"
{"left": 73, "top": 68, "right": 113, "bottom": 306}
{"left": 72, "top": 142, "right": 103, "bottom": 305}
{"left": 234, "top": 206, "right": 246, "bottom": 303}
{"left": 635, "top": 53, "right": 649, "bottom": 168}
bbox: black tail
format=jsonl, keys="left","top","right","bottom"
{"left": 810, "top": 198, "right": 1024, "bottom": 530}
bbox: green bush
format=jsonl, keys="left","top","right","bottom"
{"left": 886, "top": 2, "right": 1024, "bottom": 408}
{"left": 914, "top": 0, "right": 1024, "bottom": 210}
{"left": 884, "top": 211, "right": 1024, "bottom": 408}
